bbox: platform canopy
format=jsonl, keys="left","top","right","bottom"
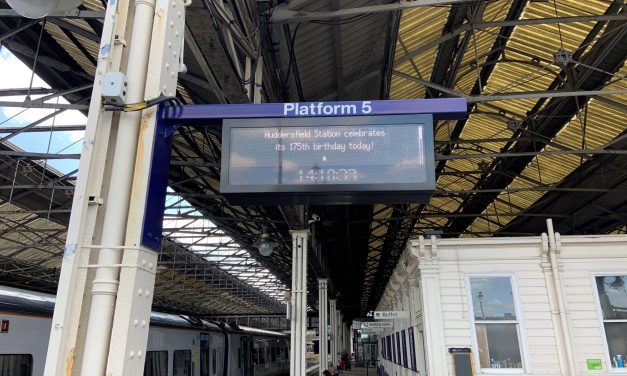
{"left": 0, "top": 0, "right": 625, "bottom": 320}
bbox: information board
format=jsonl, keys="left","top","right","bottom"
{"left": 220, "top": 115, "right": 435, "bottom": 205}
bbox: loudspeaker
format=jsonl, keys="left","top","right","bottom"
{"left": 7, "top": 0, "right": 83, "bottom": 19}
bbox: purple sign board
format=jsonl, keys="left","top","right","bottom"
{"left": 161, "top": 98, "right": 467, "bottom": 123}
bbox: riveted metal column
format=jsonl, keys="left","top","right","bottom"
{"left": 318, "top": 278, "right": 329, "bottom": 373}
{"left": 290, "top": 230, "right": 308, "bottom": 376}
{"left": 329, "top": 298, "right": 337, "bottom": 368}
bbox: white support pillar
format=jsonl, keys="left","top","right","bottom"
{"left": 44, "top": 1, "right": 186, "bottom": 375}
{"left": 318, "top": 278, "right": 329, "bottom": 373}
{"left": 416, "top": 236, "right": 447, "bottom": 376}
{"left": 329, "top": 298, "right": 337, "bottom": 368}
{"left": 338, "top": 312, "right": 344, "bottom": 358}
{"left": 290, "top": 230, "right": 309, "bottom": 376}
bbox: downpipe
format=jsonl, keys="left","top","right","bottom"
{"left": 546, "top": 219, "right": 576, "bottom": 375}
{"left": 79, "top": 0, "right": 156, "bottom": 375}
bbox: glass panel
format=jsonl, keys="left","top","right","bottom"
{"left": 470, "top": 277, "right": 517, "bottom": 320}
{"left": 408, "top": 328, "right": 417, "bottom": 371}
{"left": 144, "top": 351, "right": 168, "bottom": 376}
{"left": 401, "top": 330, "right": 408, "bottom": 368}
{"left": 596, "top": 276, "right": 627, "bottom": 320}
{"left": 604, "top": 323, "right": 627, "bottom": 367}
{"left": 0, "top": 354, "right": 33, "bottom": 376}
{"left": 252, "top": 348, "right": 259, "bottom": 365}
{"left": 173, "top": 350, "right": 192, "bottom": 376}
{"left": 212, "top": 349, "right": 216, "bottom": 374}
{"left": 395, "top": 332, "right": 401, "bottom": 364}
{"left": 476, "top": 324, "right": 522, "bottom": 369}
{"left": 200, "top": 333, "right": 210, "bottom": 376}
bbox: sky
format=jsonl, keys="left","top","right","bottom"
{"left": 0, "top": 46, "right": 85, "bottom": 174}
{"left": 0, "top": 46, "right": 286, "bottom": 300}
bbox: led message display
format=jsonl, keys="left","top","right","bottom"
{"left": 220, "top": 115, "right": 435, "bottom": 205}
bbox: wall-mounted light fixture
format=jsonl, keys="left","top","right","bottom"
{"left": 7, "top": 0, "right": 83, "bottom": 19}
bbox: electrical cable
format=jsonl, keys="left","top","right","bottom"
{"left": 104, "top": 95, "right": 182, "bottom": 112}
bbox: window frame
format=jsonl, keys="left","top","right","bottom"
{"left": 144, "top": 350, "right": 169, "bottom": 376}
{"left": 401, "top": 329, "right": 408, "bottom": 368}
{"left": 408, "top": 327, "right": 417, "bottom": 371}
{"left": 466, "top": 274, "right": 529, "bottom": 374}
{"left": 395, "top": 332, "right": 401, "bottom": 365}
{"left": 0, "top": 354, "right": 33, "bottom": 376}
{"left": 173, "top": 350, "right": 192, "bottom": 376}
{"left": 591, "top": 272, "right": 627, "bottom": 372}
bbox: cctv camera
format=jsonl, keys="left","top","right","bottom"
{"left": 311, "top": 214, "right": 320, "bottom": 222}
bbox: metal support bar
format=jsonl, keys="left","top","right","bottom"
{"left": 329, "top": 298, "right": 337, "bottom": 367}
{"left": 0, "top": 9, "right": 106, "bottom": 19}
{"left": 271, "top": 0, "right": 475, "bottom": 23}
{"left": 290, "top": 230, "right": 309, "bottom": 376}
{"left": 0, "top": 19, "right": 38, "bottom": 43}
{"left": 395, "top": 14, "right": 627, "bottom": 65}
{"left": 0, "top": 101, "right": 89, "bottom": 110}
{"left": 318, "top": 278, "right": 329, "bottom": 372}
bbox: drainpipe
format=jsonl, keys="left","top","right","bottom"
{"left": 79, "top": 1, "right": 156, "bottom": 375}
{"left": 546, "top": 219, "right": 576, "bottom": 375}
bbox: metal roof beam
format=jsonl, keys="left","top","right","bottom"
{"left": 446, "top": 9, "right": 627, "bottom": 235}
{"left": 394, "top": 13, "right": 627, "bottom": 66}
{"left": 0, "top": 9, "right": 105, "bottom": 19}
{"left": 271, "top": 0, "right": 478, "bottom": 23}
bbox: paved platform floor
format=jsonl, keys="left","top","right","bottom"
{"left": 340, "top": 367, "right": 378, "bottom": 376}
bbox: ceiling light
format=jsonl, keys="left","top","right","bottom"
{"left": 7, "top": 0, "right": 82, "bottom": 19}
{"left": 256, "top": 226, "right": 277, "bottom": 257}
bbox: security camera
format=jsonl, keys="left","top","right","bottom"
{"left": 7, "top": 0, "right": 82, "bottom": 19}
{"left": 308, "top": 213, "right": 320, "bottom": 225}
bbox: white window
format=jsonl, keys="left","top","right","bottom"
{"left": 594, "top": 275, "right": 627, "bottom": 369}
{"left": 468, "top": 276, "right": 524, "bottom": 371}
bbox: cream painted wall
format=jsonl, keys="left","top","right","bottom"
{"left": 375, "top": 234, "right": 627, "bottom": 376}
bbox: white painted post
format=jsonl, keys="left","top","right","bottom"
{"left": 43, "top": 0, "right": 187, "bottom": 374}
{"left": 329, "top": 298, "right": 337, "bottom": 369}
{"left": 318, "top": 278, "right": 329, "bottom": 373}
{"left": 290, "top": 230, "right": 309, "bottom": 376}
{"left": 418, "top": 236, "right": 448, "bottom": 376}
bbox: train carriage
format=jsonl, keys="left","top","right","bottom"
{"left": 0, "top": 286, "right": 289, "bottom": 376}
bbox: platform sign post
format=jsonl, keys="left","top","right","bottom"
{"left": 369, "top": 311, "right": 410, "bottom": 320}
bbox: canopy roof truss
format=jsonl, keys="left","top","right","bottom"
{"left": 0, "top": 0, "right": 624, "bottom": 320}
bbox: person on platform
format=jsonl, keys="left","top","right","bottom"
{"left": 328, "top": 361, "right": 336, "bottom": 375}
{"left": 338, "top": 357, "right": 346, "bottom": 371}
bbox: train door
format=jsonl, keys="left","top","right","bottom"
{"left": 200, "top": 333, "right": 211, "bottom": 376}
{"left": 240, "top": 336, "right": 253, "bottom": 376}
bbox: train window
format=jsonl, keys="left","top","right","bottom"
{"left": 212, "top": 349, "right": 216, "bottom": 374}
{"left": 200, "top": 334, "right": 210, "bottom": 376}
{"left": 0, "top": 354, "right": 33, "bottom": 376}
{"left": 173, "top": 350, "right": 192, "bottom": 376}
{"left": 252, "top": 348, "right": 259, "bottom": 365}
{"left": 144, "top": 351, "right": 168, "bottom": 376}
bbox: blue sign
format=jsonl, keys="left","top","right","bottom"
{"left": 161, "top": 98, "right": 467, "bottom": 123}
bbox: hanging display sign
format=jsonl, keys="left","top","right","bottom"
{"left": 361, "top": 321, "right": 393, "bottom": 328}
{"left": 220, "top": 114, "right": 436, "bottom": 205}
{"left": 368, "top": 311, "right": 410, "bottom": 320}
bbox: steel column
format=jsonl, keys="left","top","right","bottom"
{"left": 318, "top": 278, "right": 329, "bottom": 373}
{"left": 329, "top": 298, "right": 337, "bottom": 368}
{"left": 290, "top": 230, "right": 308, "bottom": 376}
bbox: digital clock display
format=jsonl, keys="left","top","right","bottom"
{"left": 220, "top": 115, "right": 436, "bottom": 204}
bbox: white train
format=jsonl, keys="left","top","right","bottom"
{"left": 0, "top": 286, "right": 289, "bottom": 376}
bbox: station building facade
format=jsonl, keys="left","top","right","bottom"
{"left": 376, "top": 233, "right": 627, "bottom": 375}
